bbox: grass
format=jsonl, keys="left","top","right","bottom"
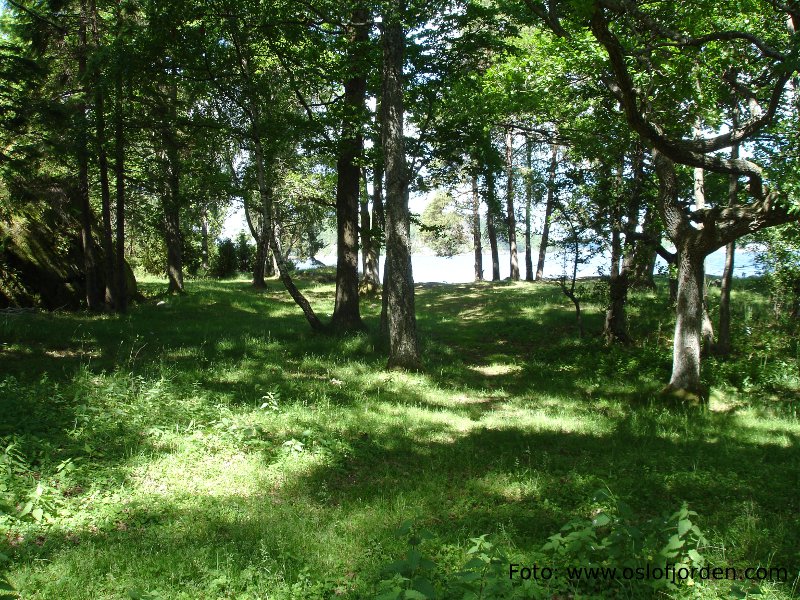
{"left": 0, "top": 272, "right": 799, "bottom": 599}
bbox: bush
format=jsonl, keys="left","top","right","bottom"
{"left": 212, "top": 238, "right": 238, "bottom": 278}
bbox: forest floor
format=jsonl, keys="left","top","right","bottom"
{"left": 1, "top": 272, "right": 798, "bottom": 599}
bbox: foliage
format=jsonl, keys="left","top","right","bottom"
{"left": 0, "top": 275, "right": 796, "bottom": 598}
{"left": 419, "top": 192, "right": 469, "bottom": 257}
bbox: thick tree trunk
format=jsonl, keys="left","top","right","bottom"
{"left": 506, "top": 128, "right": 519, "bottom": 280}
{"left": 524, "top": 137, "right": 534, "bottom": 281}
{"left": 471, "top": 175, "right": 483, "bottom": 281}
{"left": 669, "top": 246, "right": 706, "bottom": 395}
{"left": 78, "top": 1, "right": 102, "bottom": 310}
{"left": 655, "top": 151, "right": 706, "bottom": 399}
{"left": 162, "top": 75, "right": 183, "bottom": 294}
{"left": 382, "top": 1, "right": 420, "bottom": 369}
{"left": 536, "top": 144, "right": 558, "bottom": 280}
{"left": 91, "top": 0, "right": 115, "bottom": 308}
{"left": 486, "top": 170, "right": 500, "bottom": 281}
{"left": 163, "top": 200, "right": 184, "bottom": 294}
{"left": 331, "top": 7, "right": 368, "bottom": 332}
{"left": 113, "top": 29, "right": 126, "bottom": 313}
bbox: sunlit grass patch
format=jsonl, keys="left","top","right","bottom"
{"left": 1, "top": 275, "right": 799, "bottom": 599}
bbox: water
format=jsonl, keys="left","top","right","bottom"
{"left": 299, "top": 247, "right": 760, "bottom": 284}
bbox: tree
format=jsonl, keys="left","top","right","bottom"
{"left": 420, "top": 191, "right": 469, "bottom": 257}
{"left": 382, "top": 0, "right": 420, "bottom": 369}
{"left": 587, "top": 1, "right": 799, "bottom": 397}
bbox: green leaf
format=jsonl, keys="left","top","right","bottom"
{"left": 664, "top": 534, "right": 685, "bottom": 551}
{"left": 396, "top": 520, "right": 413, "bottom": 537}
{"left": 592, "top": 513, "right": 611, "bottom": 527}
{"left": 677, "top": 518, "right": 691, "bottom": 536}
{"left": 31, "top": 507, "right": 43, "bottom": 522}
{"left": 403, "top": 590, "right": 429, "bottom": 600}
{"left": 412, "top": 577, "right": 436, "bottom": 598}
{"left": 18, "top": 501, "right": 32, "bottom": 517}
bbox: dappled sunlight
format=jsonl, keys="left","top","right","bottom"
{"left": 468, "top": 363, "right": 523, "bottom": 377}
{"left": 3, "top": 278, "right": 799, "bottom": 599}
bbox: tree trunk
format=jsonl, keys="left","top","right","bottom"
{"left": 471, "top": 175, "right": 483, "bottom": 281}
{"left": 162, "top": 75, "right": 183, "bottom": 294}
{"left": 536, "top": 143, "right": 558, "bottom": 280}
{"left": 163, "top": 199, "right": 183, "bottom": 293}
{"left": 655, "top": 151, "right": 706, "bottom": 399}
{"left": 717, "top": 241, "right": 735, "bottom": 353}
{"left": 631, "top": 203, "right": 658, "bottom": 289}
{"left": 372, "top": 158, "right": 384, "bottom": 285}
{"left": 91, "top": 0, "right": 115, "bottom": 308}
{"left": 200, "top": 208, "right": 210, "bottom": 271}
{"left": 382, "top": 0, "right": 420, "bottom": 369}
{"left": 505, "top": 127, "right": 519, "bottom": 280}
{"left": 717, "top": 120, "right": 740, "bottom": 355}
{"left": 244, "top": 193, "right": 268, "bottom": 287}
{"left": 524, "top": 137, "right": 534, "bottom": 281}
{"left": 254, "top": 133, "right": 323, "bottom": 330}
{"left": 605, "top": 152, "right": 641, "bottom": 345}
{"left": 113, "top": 18, "right": 126, "bottom": 313}
{"left": 78, "top": 0, "right": 102, "bottom": 310}
{"left": 331, "top": 6, "right": 368, "bottom": 332}
{"left": 486, "top": 170, "right": 500, "bottom": 281}
{"left": 605, "top": 226, "right": 630, "bottom": 344}
{"left": 669, "top": 245, "right": 706, "bottom": 395}
{"left": 361, "top": 170, "right": 379, "bottom": 290}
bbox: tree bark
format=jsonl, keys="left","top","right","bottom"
{"left": 382, "top": 0, "right": 420, "bottom": 369}
{"left": 90, "top": 0, "right": 115, "bottom": 307}
{"left": 524, "top": 137, "right": 534, "bottom": 281}
{"left": 161, "top": 71, "right": 183, "bottom": 294}
{"left": 331, "top": 7, "right": 368, "bottom": 332}
{"left": 361, "top": 170, "right": 379, "bottom": 290}
{"left": 78, "top": 0, "right": 102, "bottom": 310}
{"left": 486, "top": 170, "right": 500, "bottom": 281}
{"left": 505, "top": 127, "right": 519, "bottom": 280}
{"left": 113, "top": 9, "right": 126, "bottom": 313}
{"left": 471, "top": 175, "right": 483, "bottom": 281}
{"left": 670, "top": 244, "right": 707, "bottom": 395}
{"left": 536, "top": 143, "right": 558, "bottom": 280}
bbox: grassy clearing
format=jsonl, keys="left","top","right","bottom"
{"left": 1, "top": 273, "right": 799, "bottom": 599}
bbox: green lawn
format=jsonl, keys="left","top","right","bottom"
{"left": 1, "top": 274, "right": 798, "bottom": 599}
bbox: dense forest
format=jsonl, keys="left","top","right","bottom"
{"left": 1, "top": 0, "right": 799, "bottom": 598}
